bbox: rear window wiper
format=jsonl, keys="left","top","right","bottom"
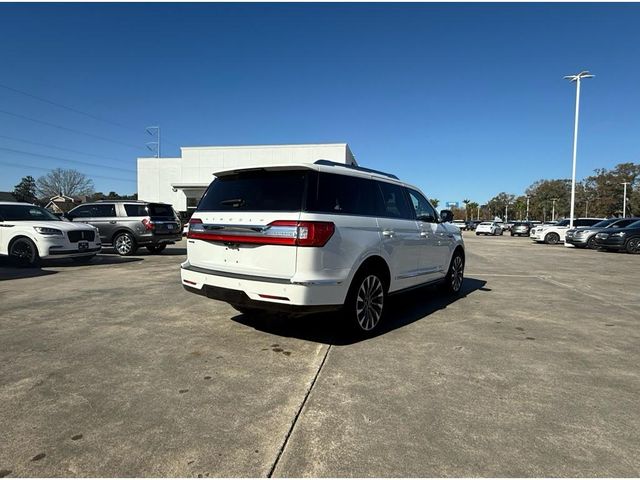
{"left": 220, "top": 198, "right": 246, "bottom": 207}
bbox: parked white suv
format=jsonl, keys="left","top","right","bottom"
{"left": 530, "top": 217, "right": 602, "bottom": 244}
{"left": 181, "top": 161, "right": 465, "bottom": 333}
{"left": 0, "top": 202, "right": 101, "bottom": 266}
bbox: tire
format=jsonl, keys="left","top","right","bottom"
{"left": 625, "top": 237, "right": 640, "bottom": 254}
{"left": 9, "top": 237, "right": 40, "bottom": 267}
{"left": 344, "top": 268, "right": 387, "bottom": 334}
{"left": 500, "top": 230, "right": 504, "bottom": 236}
{"left": 113, "top": 232, "right": 137, "bottom": 256}
{"left": 586, "top": 236, "right": 597, "bottom": 250}
{"left": 146, "top": 244, "right": 167, "bottom": 254}
{"left": 475, "top": 232, "right": 480, "bottom": 236}
{"left": 510, "top": 232, "right": 514, "bottom": 237}
{"left": 71, "top": 255, "right": 96, "bottom": 264}
{"left": 545, "top": 232, "right": 560, "bottom": 245}
{"left": 442, "top": 250, "right": 465, "bottom": 295}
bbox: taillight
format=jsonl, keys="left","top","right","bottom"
{"left": 187, "top": 218, "right": 204, "bottom": 239}
{"left": 142, "top": 217, "right": 154, "bottom": 231}
{"left": 187, "top": 220, "right": 334, "bottom": 247}
{"left": 269, "top": 221, "right": 335, "bottom": 247}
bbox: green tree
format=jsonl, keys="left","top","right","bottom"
{"left": 525, "top": 179, "right": 571, "bottom": 221}
{"left": 486, "top": 192, "right": 516, "bottom": 220}
{"left": 13, "top": 176, "right": 38, "bottom": 203}
{"left": 583, "top": 162, "right": 640, "bottom": 217}
{"left": 462, "top": 199, "right": 471, "bottom": 221}
{"left": 429, "top": 198, "right": 439, "bottom": 208}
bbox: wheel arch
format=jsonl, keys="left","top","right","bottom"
{"left": 110, "top": 228, "right": 137, "bottom": 244}
{"left": 350, "top": 255, "right": 391, "bottom": 292}
{"left": 8, "top": 234, "right": 42, "bottom": 257}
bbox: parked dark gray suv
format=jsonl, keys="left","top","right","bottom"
{"left": 66, "top": 201, "right": 182, "bottom": 255}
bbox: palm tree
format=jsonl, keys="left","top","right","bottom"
{"left": 463, "top": 199, "right": 471, "bottom": 221}
{"left": 429, "top": 198, "right": 440, "bottom": 208}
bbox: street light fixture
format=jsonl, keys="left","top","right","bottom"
{"left": 564, "top": 70, "right": 594, "bottom": 228}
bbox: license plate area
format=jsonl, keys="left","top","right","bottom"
{"left": 78, "top": 241, "right": 89, "bottom": 252}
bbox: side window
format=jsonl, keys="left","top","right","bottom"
{"left": 376, "top": 181, "right": 413, "bottom": 219}
{"left": 124, "top": 204, "right": 148, "bottom": 217}
{"left": 406, "top": 189, "right": 438, "bottom": 222}
{"left": 92, "top": 204, "right": 116, "bottom": 217}
{"left": 310, "top": 173, "right": 378, "bottom": 216}
{"left": 69, "top": 205, "right": 93, "bottom": 218}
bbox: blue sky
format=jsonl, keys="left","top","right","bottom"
{"left": 1, "top": 3, "right": 639, "bottom": 204}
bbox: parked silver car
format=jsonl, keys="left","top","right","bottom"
{"left": 66, "top": 201, "right": 182, "bottom": 255}
{"left": 565, "top": 217, "right": 640, "bottom": 249}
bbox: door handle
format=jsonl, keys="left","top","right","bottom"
{"left": 109, "top": 220, "right": 117, "bottom": 224}
{"left": 382, "top": 229, "right": 395, "bottom": 238}
{"left": 420, "top": 231, "right": 429, "bottom": 237}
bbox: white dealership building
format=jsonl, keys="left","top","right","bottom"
{"left": 137, "top": 143, "right": 357, "bottom": 215}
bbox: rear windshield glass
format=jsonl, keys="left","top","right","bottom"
{"left": 198, "top": 170, "right": 308, "bottom": 212}
{"left": 148, "top": 204, "right": 175, "bottom": 217}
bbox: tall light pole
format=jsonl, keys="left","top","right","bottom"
{"left": 564, "top": 71, "right": 594, "bottom": 228}
{"left": 526, "top": 195, "right": 530, "bottom": 221}
{"left": 622, "top": 182, "right": 630, "bottom": 217}
{"left": 552, "top": 198, "right": 558, "bottom": 221}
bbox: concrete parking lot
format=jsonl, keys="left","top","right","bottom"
{"left": 1, "top": 235, "right": 639, "bottom": 477}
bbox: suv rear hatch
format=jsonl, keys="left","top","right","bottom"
{"left": 147, "top": 203, "right": 180, "bottom": 235}
{"left": 187, "top": 167, "right": 322, "bottom": 280}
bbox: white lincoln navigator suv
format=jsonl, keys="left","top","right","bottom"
{"left": 181, "top": 160, "right": 465, "bottom": 333}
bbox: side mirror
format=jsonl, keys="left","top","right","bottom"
{"left": 440, "top": 209, "right": 454, "bottom": 223}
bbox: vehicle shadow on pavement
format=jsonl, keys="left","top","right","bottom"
{"left": 100, "top": 247, "right": 187, "bottom": 256}
{"left": 0, "top": 256, "right": 144, "bottom": 280}
{"left": 231, "top": 277, "right": 488, "bottom": 346}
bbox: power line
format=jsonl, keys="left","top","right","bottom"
{"left": 0, "top": 146, "right": 136, "bottom": 173}
{"left": 0, "top": 108, "right": 144, "bottom": 150}
{"left": 0, "top": 133, "right": 134, "bottom": 165}
{"left": 0, "top": 82, "right": 182, "bottom": 149}
{"left": 0, "top": 160, "right": 135, "bottom": 183}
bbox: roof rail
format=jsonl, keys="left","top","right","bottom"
{"left": 313, "top": 160, "right": 399, "bottom": 180}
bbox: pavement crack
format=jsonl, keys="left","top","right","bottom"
{"left": 267, "top": 344, "right": 332, "bottom": 477}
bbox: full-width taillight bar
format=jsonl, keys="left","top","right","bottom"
{"left": 187, "top": 219, "right": 335, "bottom": 247}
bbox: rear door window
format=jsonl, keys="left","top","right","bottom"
{"left": 376, "top": 181, "right": 413, "bottom": 219}
{"left": 198, "top": 170, "right": 309, "bottom": 212}
{"left": 307, "top": 172, "right": 378, "bottom": 216}
{"left": 124, "top": 204, "right": 148, "bottom": 217}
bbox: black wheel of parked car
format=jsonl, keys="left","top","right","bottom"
{"left": 345, "top": 267, "right": 387, "bottom": 334}
{"left": 71, "top": 255, "right": 96, "bottom": 264}
{"left": 625, "top": 237, "right": 640, "bottom": 254}
{"left": 586, "top": 236, "right": 597, "bottom": 249}
{"left": 442, "top": 250, "right": 465, "bottom": 296}
{"left": 510, "top": 232, "right": 514, "bottom": 236}
{"left": 9, "top": 237, "right": 39, "bottom": 267}
{"left": 146, "top": 244, "right": 167, "bottom": 254}
{"left": 545, "top": 232, "right": 560, "bottom": 245}
{"left": 113, "top": 232, "right": 137, "bottom": 256}
{"left": 476, "top": 232, "right": 480, "bottom": 236}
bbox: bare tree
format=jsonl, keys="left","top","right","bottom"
{"left": 36, "top": 168, "right": 95, "bottom": 198}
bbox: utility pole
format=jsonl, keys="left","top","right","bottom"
{"left": 564, "top": 71, "right": 594, "bottom": 229}
{"left": 146, "top": 126, "right": 161, "bottom": 158}
{"left": 526, "top": 195, "right": 530, "bottom": 221}
{"left": 552, "top": 198, "right": 558, "bottom": 221}
{"left": 622, "top": 182, "right": 630, "bottom": 217}
{"left": 477, "top": 205, "right": 480, "bottom": 221}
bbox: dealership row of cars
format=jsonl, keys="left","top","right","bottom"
{"left": 0, "top": 200, "right": 183, "bottom": 265}
{"left": 468, "top": 216, "right": 640, "bottom": 254}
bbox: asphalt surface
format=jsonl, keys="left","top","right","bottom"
{"left": 0, "top": 235, "right": 639, "bottom": 477}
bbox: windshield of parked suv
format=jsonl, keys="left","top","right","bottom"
{"left": 0, "top": 204, "right": 60, "bottom": 221}
{"left": 199, "top": 170, "right": 308, "bottom": 212}
{"left": 591, "top": 218, "right": 618, "bottom": 228}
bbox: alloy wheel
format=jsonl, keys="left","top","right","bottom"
{"left": 10, "top": 239, "right": 36, "bottom": 264}
{"left": 626, "top": 238, "right": 640, "bottom": 254}
{"left": 355, "top": 275, "right": 384, "bottom": 331}
{"left": 115, "top": 234, "right": 133, "bottom": 255}
{"left": 451, "top": 255, "right": 464, "bottom": 292}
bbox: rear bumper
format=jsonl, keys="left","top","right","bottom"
{"left": 137, "top": 233, "right": 182, "bottom": 246}
{"left": 180, "top": 263, "right": 347, "bottom": 309}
